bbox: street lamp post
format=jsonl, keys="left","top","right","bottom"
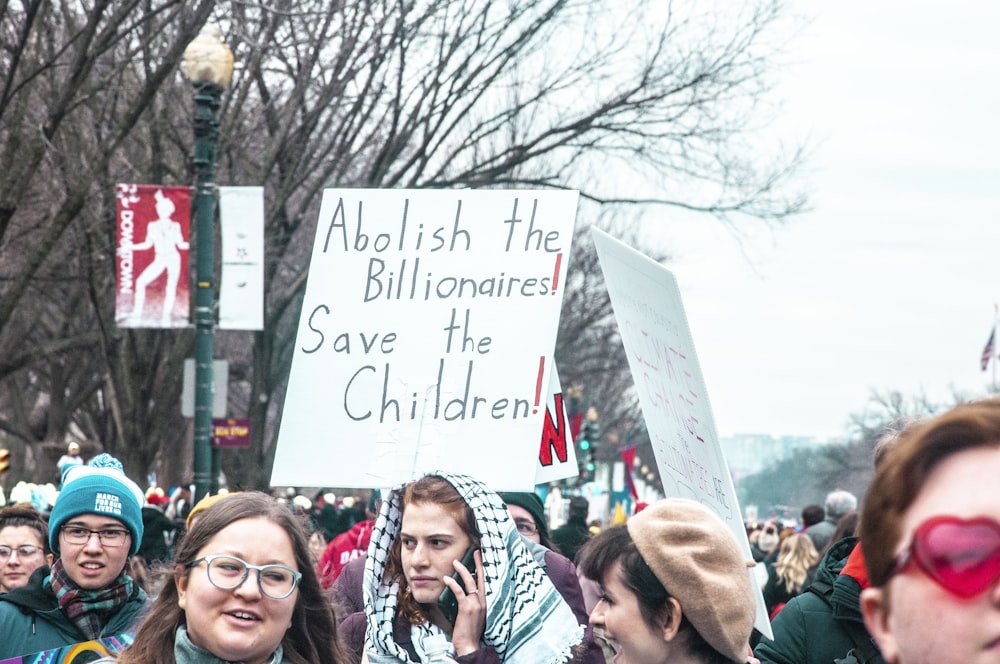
{"left": 183, "top": 27, "right": 234, "bottom": 503}
{"left": 582, "top": 407, "right": 599, "bottom": 482}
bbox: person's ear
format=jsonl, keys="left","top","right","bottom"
{"left": 660, "top": 597, "right": 683, "bottom": 643}
{"left": 860, "top": 587, "right": 899, "bottom": 663}
{"left": 176, "top": 571, "right": 190, "bottom": 611}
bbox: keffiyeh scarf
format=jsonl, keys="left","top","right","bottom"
{"left": 49, "top": 558, "right": 135, "bottom": 640}
{"left": 363, "top": 471, "right": 583, "bottom": 664}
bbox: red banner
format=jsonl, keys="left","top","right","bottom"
{"left": 116, "top": 184, "right": 191, "bottom": 328}
{"left": 213, "top": 418, "right": 251, "bottom": 447}
{"left": 621, "top": 445, "right": 638, "bottom": 501}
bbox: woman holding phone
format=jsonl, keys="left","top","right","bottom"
{"left": 341, "top": 472, "right": 584, "bottom": 663}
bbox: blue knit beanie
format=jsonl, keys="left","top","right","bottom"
{"left": 49, "top": 453, "right": 145, "bottom": 555}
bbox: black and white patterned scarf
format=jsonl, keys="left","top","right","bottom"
{"left": 363, "top": 472, "right": 583, "bottom": 663}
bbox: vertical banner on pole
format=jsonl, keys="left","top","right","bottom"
{"left": 218, "top": 187, "right": 265, "bottom": 330}
{"left": 115, "top": 184, "right": 192, "bottom": 328}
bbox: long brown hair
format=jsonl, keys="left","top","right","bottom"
{"left": 385, "top": 475, "right": 480, "bottom": 624}
{"left": 117, "top": 491, "right": 349, "bottom": 664}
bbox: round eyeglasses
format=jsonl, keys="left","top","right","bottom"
{"left": 186, "top": 555, "right": 302, "bottom": 600}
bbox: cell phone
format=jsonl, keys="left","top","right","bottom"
{"left": 436, "top": 546, "right": 478, "bottom": 625}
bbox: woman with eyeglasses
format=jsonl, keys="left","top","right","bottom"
{"left": 499, "top": 490, "right": 605, "bottom": 621}
{"left": 498, "top": 492, "right": 556, "bottom": 551}
{"left": 116, "top": 491, "right": 348, "bottom": 664}
{"left": 0, "top": 503, "right": 54, "bottom": 593}
{"left": 0, "top": 454, "right": 150, "bottom": 659}
{"left": 859, "top": 397, "right": 1000, "bottom": 664}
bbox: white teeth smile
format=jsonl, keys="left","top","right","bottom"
{"left": 231, "top": 611, "right": 258, "bottom": 620}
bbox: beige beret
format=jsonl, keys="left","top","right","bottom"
{"left": 627, "top": 498, "right": 756, "bottom": 663}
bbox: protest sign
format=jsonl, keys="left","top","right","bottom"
{"left": 534, "top": 364, "right": 580, "bottom": 484}
{"left": 0, "top": 634, "right": 132, "bottom": 664}
{"left": 592, "top": 227, "right": 771, "bottom": 638}
{"left": 272, "top": 189, "right": 578, "bottom": 489}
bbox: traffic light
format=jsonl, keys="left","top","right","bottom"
{"left": 585, "top": 420, "right": 598, "bottom": 478}
{"left": 576, "top": 417, "right": 599, "bottom": 482}
{"left": 0, "top": 448, "right": 9, "bottom": 475}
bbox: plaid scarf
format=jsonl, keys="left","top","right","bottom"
{"left": 49, "top": 558, "right": 135, "bottom": 640}
{"left": 363, "top": 471, "right": 583, "bottom": 664}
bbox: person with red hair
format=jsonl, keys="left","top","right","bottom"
{"left": 339, "top": 472, "right": 587, "bottom": 663}
{"left": 860, "top": 398, "right": 1000, "bottom": 664}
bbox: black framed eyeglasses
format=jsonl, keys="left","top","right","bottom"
{"left": 186, "top": 555, "right": 302, "bottom": 600}
{"left": 514, "top": 519, "right": 538, "bottom": 536}
{"left": 60, "top": 526, "right": 130, "bottom": 547}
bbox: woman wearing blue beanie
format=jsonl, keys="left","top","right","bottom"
{"left": 0, "top": 453, "right": 150, "bottom": 659}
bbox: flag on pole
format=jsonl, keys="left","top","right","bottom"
{"left": 621, "top": 445, "right": 638, "bottom": 501}
{"left": 981, "top": 326, "right": 995, "bottom": 371}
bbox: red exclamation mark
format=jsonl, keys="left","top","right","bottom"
{"left": 533, "top": 357, "right": 545, "bottom": 414}
{"left": 551, "top": 253, "right": 563, "bottom": 296}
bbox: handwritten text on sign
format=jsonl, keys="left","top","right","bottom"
{"left": 272, "top": 190, "right": 578, "bottom": 489}
{"left": 591, "top": 229, "right": 736, "bottom": 519}
{"left": 592, "top": 228, "right": 771, "bottom": 638}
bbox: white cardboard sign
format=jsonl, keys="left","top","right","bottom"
{"left": 534, "top": 365, "right": 581, "bottom": 484}
{"left": 591, "top": 227, "right": 771, "bottom": 638}
{"left": 272, "top": 189, "right": 578, "bottom": 490}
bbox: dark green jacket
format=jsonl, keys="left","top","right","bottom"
{"left": 755, "top": 537, "right": 882, "bottom": 664}
{"left": 0, "top": 566, "right": 149, "bottom": 660}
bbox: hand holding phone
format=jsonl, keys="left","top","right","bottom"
{"left": 436, "top": 546, "right": 478, "bottom": 625}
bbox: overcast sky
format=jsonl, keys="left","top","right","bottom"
{"left": 639, "top": 2, "right": 1000, "bottom": 439}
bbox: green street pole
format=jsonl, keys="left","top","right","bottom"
{"left": 191, "top": 80, "right": 223, "bottom": 504}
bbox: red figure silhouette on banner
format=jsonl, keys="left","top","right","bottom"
{"left": 116, "top": 185, "right": 191, "bottom": 328}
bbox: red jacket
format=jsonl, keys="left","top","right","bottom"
{"left": 318, "top": 519, "right": 374, "bottom": 589}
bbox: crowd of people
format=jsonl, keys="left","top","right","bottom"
{"left": 1, "top": 396, "right": 999, "bottom": 663}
